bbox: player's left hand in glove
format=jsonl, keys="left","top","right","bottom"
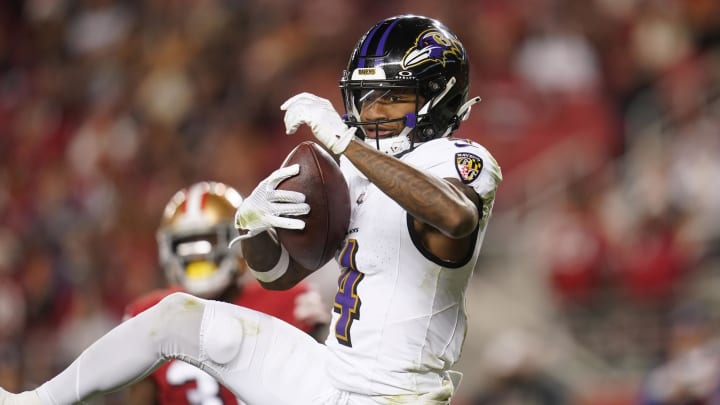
{"left": 231, "top": 164, "right": 310, "bottom": 244}
{"left": 281, "top": 92, "right": 357, "bottom": 155}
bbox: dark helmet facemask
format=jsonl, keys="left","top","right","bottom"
{"left": 342, "top": 76, "right": 480, "bottom": 156}
{"left": 343, "top": 87, "right": 419, "bottom": 155}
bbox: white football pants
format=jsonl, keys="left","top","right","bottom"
{"left": 25, "top": 292, "right": 453, "bottom": 405}
{"left": 34, "top": 292, "right": 336, "bottom": 404}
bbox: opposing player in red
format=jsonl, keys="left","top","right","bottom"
{"left": 123, "top": 181, "right": 328, "bottom": 405}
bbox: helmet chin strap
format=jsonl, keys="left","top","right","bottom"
{"left": 363, "top": 132, "right": 412, "bottom": 155}
{"left": 439, "top": 95, "right": 482, "bottom": 137}
{"left": 458, "top": 96, "right": 481, "bottom": 122}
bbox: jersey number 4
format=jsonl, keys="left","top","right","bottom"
{"left": 333, "top": 239, "right": 364, "bottom": 347}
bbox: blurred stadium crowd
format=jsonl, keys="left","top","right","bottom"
{"left": 0, "top": 0, "right": 719, "bottom": 403}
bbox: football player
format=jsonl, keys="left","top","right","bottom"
{"left": 123, "top": 181, "right": 328, "bottom": 405}
{"left": 1, "top": 15, "right": 501, "bottom": 405}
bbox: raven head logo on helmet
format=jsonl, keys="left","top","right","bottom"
{"left": 340, "top": 15, "right": 480, "bottom": 156}
{"left": 402, "top": 29, "right": 463, "bottom": 69}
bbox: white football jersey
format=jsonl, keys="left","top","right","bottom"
{"left": 326, "top": 137, "right": 502, "bottom": 396}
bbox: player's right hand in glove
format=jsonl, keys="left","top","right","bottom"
{"left": 232, "top": 164, "right": 310, "bottom": 242}
{"left": 281, "top": 92, "right": 357, "bottom": 155}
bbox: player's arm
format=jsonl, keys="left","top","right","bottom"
{"left": 240, "top": 231, "right": 315, "bottom": 290}
{"left": 344, "top": 140, "right": 480, "bottom": 262}
{"left": 344, "top": 140, "right": 479, "bottom": 238}
{"left": 279, "top": 91, "right": 482, "bottom": 261}
{"left": 280, "top": 92, "right": 479, "bottom": 239}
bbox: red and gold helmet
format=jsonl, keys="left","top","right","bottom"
{"left": 157, "top": 182, "right": 244, "bottom": 298}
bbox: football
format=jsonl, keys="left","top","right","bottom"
{"left": 276, "top": 141, "right": 350, "bottom": 271}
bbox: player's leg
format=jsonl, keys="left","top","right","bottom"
{"left": 1, "top": 292, "right": 203, "bottom": 405}
{"left": 194, "top": 297, "right": 336, "bottom": 404}
{"left": 0, "top": 292, "right": 336, "bottom": 405}
{"left": 31, "top": 292, "right": 206, "bottom": 404}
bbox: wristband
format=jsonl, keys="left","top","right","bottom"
{"left": 248, "top": 245, "right": 289, "bottom": 283}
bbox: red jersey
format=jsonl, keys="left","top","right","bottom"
{"left": 124, "top": 281, "right": 314, "bottom": 405}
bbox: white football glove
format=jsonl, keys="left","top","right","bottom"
{"left": 232, "top": 164, "right": 310, "bottom": 241}
{"left": 281, "top": 92, "right": 357, "bottom": 155}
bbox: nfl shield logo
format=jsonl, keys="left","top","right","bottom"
{"left": 455, "top": 152, "right": 483, "bottom": 184}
